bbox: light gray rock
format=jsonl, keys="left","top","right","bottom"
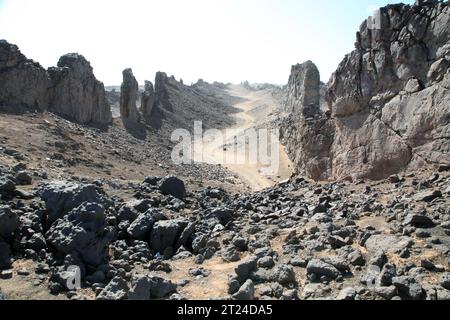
{"left": 336, "top": 287, "right": 357, "bottom": 300}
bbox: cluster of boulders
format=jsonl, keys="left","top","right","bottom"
{"left": 0, "top": 40, "right": 112, "bottom": 125}
{"left": 281, "top": 1, "right": 449, "bottom": 181}
{"left": 1, "top": 154, "right": 449, "bottom": 300}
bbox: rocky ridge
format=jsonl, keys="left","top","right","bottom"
{"left": 0, "top": 40, "right": 112, "bottom": 125}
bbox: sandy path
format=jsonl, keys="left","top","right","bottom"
{"left": 194, "top": 85, "right": 293, "bottom": 191}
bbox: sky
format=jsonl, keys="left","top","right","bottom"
{"left": 0, "top": 0, "right": 415, "bottom": 86}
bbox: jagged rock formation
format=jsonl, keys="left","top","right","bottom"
{"left": 0, "top": 40, "right": 112, "bottom": 125}
{"left": 149, "top": 72, "right": 237, "bottom": 133}
{"left": 282, "top": 1, "right": 450, "bottom": 181}
{"left": 0, "top": 40, "right": 50, "bottom": 111}
{"left": 140, "top": 81, "right": 155, "bottom": 123}
{"left": 120, "top": 68, "right": 140, "bottom": 124}
{"left": 48, "top": 54, "right": 112, "bottom": 125}
{"left": 284, "top": 61, "right": 321, "bottom": 115}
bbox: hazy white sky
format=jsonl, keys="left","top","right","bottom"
{"left": 0, "top": 0, "right": 414, "bottom": 85}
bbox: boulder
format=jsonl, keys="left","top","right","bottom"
{"left": 37, "top": 181, "right": 111, "bottom": 224}
{"left": 365, "top": 234, "right": 413, "bottom": 254}
{"left": 284, "top": 61, "right": 321, "bottom": 115}
{"left": 235, "top": 256, "right": 258, "bottom": 280}
{"left": 97, "top": 276, "right": 129, "bottom": 300}
{"left": 140, "top": 80, "right": 155, "bottom": 123}
{"left": 0, "top": 206, "right": 18, "bottom": 240}
{"left": 0, "top": 40, "right": 50, "bottom": 111}
{"left": 0, "top": 242, "right": 12, "bottom": 269}
{"left": 392, "top": 276, "right": 425, "bottom": 300}
{"left": 306, "top": 259, "right": 340, "bottom": 279}
{"left": 232, "top": 279, "right": 255, "bottom": 300}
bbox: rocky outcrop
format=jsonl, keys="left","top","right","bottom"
{"left": 281, "top": 61, "right": 334, "bottom": 180}
{"left": 48, "top": 54, "right": 112, "bottom": 125}
{"left": 150, "top": 72, "right": 236, "bottom": 133}
{"left": 0, "top": 40, "right": 50, "bottom": 111}
{"left": 140, "top": 80, "right": 155, "bottom": 123}
{"left": 284, "top": 61, "right": 321, "bottom": 115}
{"left": 0, "top": 40, "right": 112, "bottom": 125}
{"left": 282, "top": 2, "right": 450, "bottom": 181}
{"left": 120, "top": 68, "right": 140, "bottom": 124}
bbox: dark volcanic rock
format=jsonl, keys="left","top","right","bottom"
{"left": 306, "top": 259, "right": 340, "bottom": 280}
{"left": 97, "top": 276, "right": 129, "bottom": 300}
{"left": 0, "top": 40, "right": 50, "bottom": 111}
{"left": 127, "top": 208, "right": 164, "bottom": 240}
{"left": 120, "top": 68, "right": 140, "bottom": 124}
{"left": 149, "top": 219, "right": 188, "bottom": 254}
{"left": 37, "top": 180, "right": 111, "bottom": 224}
{"left": 281, "top": 2, "right": 450, "bottom": 181}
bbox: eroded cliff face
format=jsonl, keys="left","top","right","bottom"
{"left": 282, "top": 1, "right": 450, "bottom": 181}
{"left": 0, "top": 40, "right": 112, "bottom": 125}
